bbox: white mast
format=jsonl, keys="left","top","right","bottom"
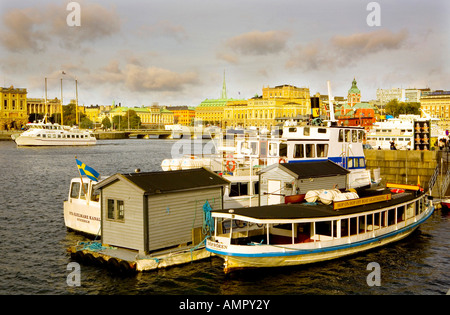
{"left": 327, "top": 80, "right": 336, "bottom": 124}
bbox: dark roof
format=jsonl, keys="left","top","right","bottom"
{"left": 214, "top": 191, "right": 419, "bottom": 220}
{"left": 97, "top": 168, "right": 229, "bottom": 195}
{"left": 260, "top": 161, "right": 349, "bottom": 179}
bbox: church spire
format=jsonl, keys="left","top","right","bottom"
{"left": 221, "top": 70, "right": 227, "bottom": 99}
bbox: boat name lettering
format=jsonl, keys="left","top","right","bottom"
{"left": 333, "top": 194, "right": 392, "bottom": 210}
{"left": 69, "top": 211, "right": 100, "bottom": 221}
{"left": 207, "top": 240, "right": 227, "bottom": 250}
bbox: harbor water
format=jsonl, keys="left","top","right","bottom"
{"left": 0, "top": 139, "right": 448, "bottom": 295}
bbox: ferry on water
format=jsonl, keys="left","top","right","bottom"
{"left": 206, "top": 183, "right": 434, "bottom": 273}
{"left": 12, "top": 118, "right": 96, "bottom": 146}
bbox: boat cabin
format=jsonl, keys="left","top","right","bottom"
{"left": 258, "top": 161, "right": 350, "bottom": 206}
{"left": 94, "top": 168, "right": 229, "bottom": 255}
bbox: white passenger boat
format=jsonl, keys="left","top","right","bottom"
{"left": 206, "top": 184, "right": 434, "bottom": 273}
{"left": 12, "top": 119, "right": 96, "bottom": 146}
{"left": 63, "top": 177, "right": 101, "bottom": 237}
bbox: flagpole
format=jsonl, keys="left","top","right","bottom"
{"left": 75, "top": 156, "right": 87, "bottom": 198}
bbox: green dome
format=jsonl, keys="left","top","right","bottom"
{"left": 348, "top": 78, "right": 360, "bottom": 95}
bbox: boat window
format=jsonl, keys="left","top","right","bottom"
{"left": 406, "top": 203, "right": 415, "bottom": 219}
{"left": 345, "top": 130, "right": 351, "bottom": 142}
{"left": 229, "top": 182, "right": 248, "bottom": 197}
{"left": 268, "top": 142, "right": 278, "bottom": 157}
{"left": 359, "top": 215, "right": 366, "bottom": 233}
{"left": 91, "top": 187, "right": 100, "bottom": 202}
{"left": 318, "top": 128, "right": 327, "bottom": 134}
{"left": 397, "top": 206, "right": 405, "bottom": 222}
{"left": 388, "top": 209, "right": 396, "bottom": 226}
{"left": 279, "top": 143, "right": 287, "bottom": 157}
{"left": 249, "top": 142, "right": 258, "bottom": 155}
{"left": 359, "top": 158, "right": 365, "bottom": 167}
{"left": 260, "top": 141, "right": 267, "bottom": 157}
{"left": 341, "top": 218, "right": 349, "bottom": 237}
{"left": 42, "top": 134, "right": 46, "bottom": 138}
{"left": 374, "top": 212, "right": 381, "bottom": 230}
{"left": 366, "top": 214, "right": 374, "bottom": 231}
{"left": 289, "top": 127, "right": 297, "bottom": 133}
{"left": 37, "top": 134, "right": 41, "bottom": 137}
{"left": 79, "top": 183, "right": 89, "bottom": 199}
{"left": 315, "top": 221, "right": 332, "bottom": 237}
{"left": 358, "top": 130, "right": 364, "bottom": 142}
{"left": 58, "top": 134, "right": 61, "bottom": 138}
{"left": 352, "top": 130, "right": 357, "bottom": 142}
{"left": 381, "top": 211, "right": 387, "bottom": 227}
{"left": 350, "top": 217, "right": 358, "bottom": 235}
{"left": 303, "top": 127, "right": 310, "bottom": 136}
{"left": 339, "top": 129, "right": 344, "bottom": 142}
{"left": 317, "top": 144, "right": 328, "bottom": 157}
{"left": 294, "top": 144, "right": 304, "bottom": 158}
{"left": 305, "top": 144, "right": 315, "bottom": 158}
{"left": 252, "top": 181, "right": 259, "bottom": 195}
{"left": 70, "top": 182, "right": 80, "bottom": 198}
{"left": 348, "top": 158, "right": 354, "bottom": 168}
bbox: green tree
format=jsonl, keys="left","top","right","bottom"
{"left": 112, "top": 110, "right": 141, "bottom": 130}
{"left": 80, "top": 117, "right": 93, "bottom": 129}
{"left": 101, "top": 116, "right": 111, "bottom": 129}
{"left": 385, "top": 99, "right": 421, "bottom": 117}
{"left": 62, "top": 101, "right": 87, "bottom": 126}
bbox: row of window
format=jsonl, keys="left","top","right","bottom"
{"left": 70, "top": 182, "right": 100, "bottom": 201}
{"left": 36, "top": 133, "right": 91, "bottom": 139}
{"left": 292, "top": 143, "right": 328, "bottom": 159}
{"left": 367, "top": 136, "right": 411, "bottom": 141}
{"left": 3, "top": 100, "right": 25, "bottom": 110}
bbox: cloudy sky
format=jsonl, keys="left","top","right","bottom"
{"left": 0, "top": 0, "right": 448, "bottom": 107}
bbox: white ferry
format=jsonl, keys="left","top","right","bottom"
{"left": 63, "top": 177, "right": 101, "bottom": 237}
{"left": 12, "top": 119, "right": 96, "bottom": 146}
{"left": 366, "top": 114, "right": 444, "bottom": 150}
{"left": 206, "top": 184, "right": 434, "bottom": 273}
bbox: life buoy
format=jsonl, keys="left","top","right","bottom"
{"left": 226, "top": 160, "right": 236, "bottom": 172}
{"left": 279, "top": 158, "right": 286, "bottom": 164}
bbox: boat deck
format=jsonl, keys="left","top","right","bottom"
{"left": 213, "top": 189, "right": 424, "bottom": 220}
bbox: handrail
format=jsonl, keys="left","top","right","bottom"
{"left": 428, "top": 165, "right": 439, "bottom": 192}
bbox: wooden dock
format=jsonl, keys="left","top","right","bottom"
{"left": 68, "top": 241, "right": 211, "bottom": 273}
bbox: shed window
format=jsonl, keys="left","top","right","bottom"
{"left": 107, "top": 199, "right": 125, "bottom": 221}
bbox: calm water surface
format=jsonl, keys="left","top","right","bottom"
{"left": 0, "top": 139, "right": 448, "bottom": 295}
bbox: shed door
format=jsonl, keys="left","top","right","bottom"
{"left": 268, "top": 180, "right": 282, "bottom": 205}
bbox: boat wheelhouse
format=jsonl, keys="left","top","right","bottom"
{"left": 64, "top": 177, "right": 102, "bottom": 237}
{"left": 206, "top": 186, "right": 434, "bottom": 273}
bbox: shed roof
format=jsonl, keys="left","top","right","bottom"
{"left": 259, "top": 161, "right": 349, "bottom": 179}
{"left": 95, "top": 167, "right": 229, "bottom": 195}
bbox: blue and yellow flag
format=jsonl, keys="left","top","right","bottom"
{"left": 76, "top": 159, "right": 100, "bottom": 182}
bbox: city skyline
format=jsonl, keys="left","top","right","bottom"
{"left": 0, "top": 0, "right": 448, "bottom": 107}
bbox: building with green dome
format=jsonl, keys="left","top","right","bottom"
{"left": 348, "top": 78, "right": 361, "bottom": 107}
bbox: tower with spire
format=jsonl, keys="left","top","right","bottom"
{"left": 348, "top": 77, "right": 361, "bottom": 107}
{"left": 221, "top": 70, "right": 227, "bottom": 99}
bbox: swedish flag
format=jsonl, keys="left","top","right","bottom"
{"left": 76, "top": 159, "right": 100, "bottom": 182}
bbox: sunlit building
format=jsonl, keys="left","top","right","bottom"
{"left": 0, "top": 86, "right": 28, "bottom": 130}
{"left": 223, "top": 84, "right": 311, "bottom": 129}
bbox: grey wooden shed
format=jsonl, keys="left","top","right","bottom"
{"left": 95, "top": 168, "right": 229, "bottom": 255}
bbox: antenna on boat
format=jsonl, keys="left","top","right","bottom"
{"left": 327, "top": 81, "right": 337, "bottom": 126}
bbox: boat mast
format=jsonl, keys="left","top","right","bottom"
{"left": 60, "top": 78, "right": 64, "bottom": 126}
{"left": 327, "top": 80, "right": 336, "bottom": 125}
{"left": 45, "top": 77, "right": 48, "bottom": 122}
{"left": 75, "top": 79, "right": 79, "bottom": 125}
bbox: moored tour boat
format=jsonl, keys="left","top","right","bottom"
{"left": 206, "top": 184, "right": 434, "bottom": 273}
{"left": 13, "top": 119, "right": 96, "bottom": 146}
